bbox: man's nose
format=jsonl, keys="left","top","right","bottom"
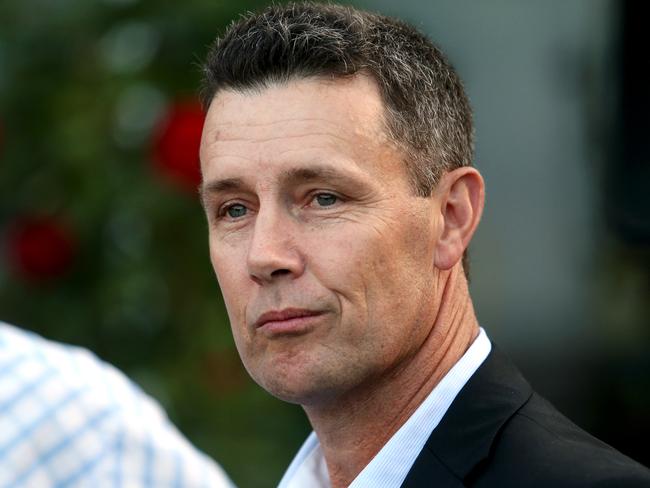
{"left": 246, "top": 207, "right": 305, "bottom": 284}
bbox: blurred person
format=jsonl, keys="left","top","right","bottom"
{"left": 198, "top": 3, "right": 650, "bottom": 488}
{"left": 0, "top": 321, "right": 235, "bottom": 487}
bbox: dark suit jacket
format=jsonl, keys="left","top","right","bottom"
{"left": 402, "top": 346, "right": 650, "bottom": 487}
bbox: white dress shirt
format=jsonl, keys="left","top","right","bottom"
{"left": 278, "top": 328, "right": 491, "bottom": 488}
{"left": 0, "top": 322, "right": 235, "bottom": 488}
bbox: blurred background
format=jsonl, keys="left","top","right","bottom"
{"left": 0, "top": 0, "right": 648, "bottom": 485}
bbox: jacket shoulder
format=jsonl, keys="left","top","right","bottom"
{"left": 471, "top": 392, "right": 650, "bottom": 487}
{"left": 403, "top": 345, "right": 650, "bottom": 488}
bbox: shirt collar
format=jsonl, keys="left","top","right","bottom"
{"left": 278, "top": 328, "right": 491, "bottom": 488}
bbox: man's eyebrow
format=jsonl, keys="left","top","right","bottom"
{"left": 199, "top": 177, "right": 246, "bottom": 204}
{"left": 202, "top": 177, "right": 246, "bottom": 193}
{"left": 279, "top": 165, "right": 355, "bottom": 184}
{"left": 199, "top": 165, "right": 361, "bottom": 203}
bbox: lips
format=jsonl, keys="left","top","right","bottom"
{"left": 253, "top": 308, "right": 324, "bottom": 335}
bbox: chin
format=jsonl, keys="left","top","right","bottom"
{"left": 250, "top": 364, "right": 338, "bottom": 406}
{"left": 241, "top": 345, "right": 353, "bottom": 406}
{"left": 247, "top": 377, "right": 303, "bottom": 405}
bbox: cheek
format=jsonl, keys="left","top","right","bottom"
{"left": 340, "top": 218, "right": 434, "bottom": 320}
{"left": 210, "top": 242, "right": 249, "bottom": 324}
{"left": 305, "top": 230, "right": 368, "bottom": 295}
{"left": 304, "top": 228, "right": 394, "bottom": 341}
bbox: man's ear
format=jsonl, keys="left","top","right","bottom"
{"left": 433, "top": 167, "right": 485, "bottom": 270}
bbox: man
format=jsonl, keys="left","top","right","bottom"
{"left": 198, "top": 3, "right": 650, "bottom": 487}
{"left": 0, "top": 322, "right": 234, "bottom": 487}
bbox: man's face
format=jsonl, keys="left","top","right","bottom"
{"left": 200, "top": 76, "right": 443, "bottom": 406}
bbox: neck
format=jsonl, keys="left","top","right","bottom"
{"left": 304, "top": 264, "right": 479, "bottom": 488}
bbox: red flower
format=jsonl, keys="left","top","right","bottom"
{"left": 6, "top": 216, "right": 76, "bottom": 282}
{"left": 151, "top": 101, "right": 205, "bottom": 192}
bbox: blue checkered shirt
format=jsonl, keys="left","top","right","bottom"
{"left": 0, "top": 322, "right": 235, "bottom": 487}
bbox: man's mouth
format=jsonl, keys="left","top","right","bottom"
{"left": 253, "top": 308, "right": 325, "bottom": 336}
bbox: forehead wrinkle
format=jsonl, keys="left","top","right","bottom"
{"left": 203, "top": 137, "right": 346, "bottom": 174}
{"left": 208, "top": 114, "right": 381, "bottom": 145}
{"left": 209, "top": 117, "right": 342, "bottom": 141}
{"left": 206, "top": 120, "right": 383, "bottom": 167}
{"left": 212, "top": 131, "right": 356, "bottom": 146}
{"left": 210, "top": 116, "right": 344, "bottom": 131}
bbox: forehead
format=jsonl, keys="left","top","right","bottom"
{"left": 199, "top": 76, "right": 404, "bottom": 185}
{"left": 206, "top": 75, "right": 386, "bottom": 136}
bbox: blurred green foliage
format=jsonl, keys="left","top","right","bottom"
{"left": 0, "top": 0, "right": 310, "bottom": 486}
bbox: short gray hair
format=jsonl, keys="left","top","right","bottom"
{"left": 200, "top": 2, "right": 474, "bottom": 197}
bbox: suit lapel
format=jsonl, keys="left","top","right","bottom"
{"left": 402, "top": 346, "right": 533, "bottom": 487}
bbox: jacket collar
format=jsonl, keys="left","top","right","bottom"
{"left": 402, "top": 345, "right": 533, "bottom": 486}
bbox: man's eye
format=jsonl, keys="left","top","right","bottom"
{"left": 314, "top": 193, "right": 338, "bottom": 207}
{"left": 224, "top": 204, "right": 247, "bottom": 218}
